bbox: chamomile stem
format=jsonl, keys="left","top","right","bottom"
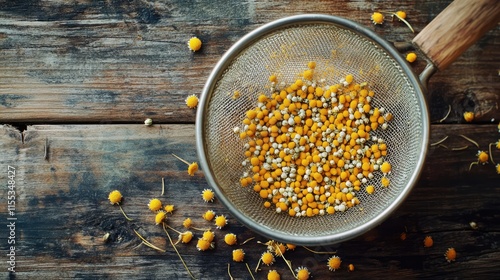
{"left": 439, "top": 105, "right": 452, "bottom": 122}
{"left": 392, "top": 13, "right": 414, "bottom": 33}
{"left": 163, "top": 223, "right": 196, "bottom": 280}
{"left": 302, "top": 246, "right": 337, "bottom": 254}
{"left": 118, "top": 205, "right": 133, "bottom": 221}
{"left": 161, "top": 177, "right": 165, "bottom": 196}
{"left": 172, "top": 153, "right": 190, "bottom": 165}
{"left": 245, "top": 263, "right": 255, "bottom": 280}
{"left": 459, "top": 135, "right": 479, "bottom": 148}
{"left": 451, "top": 145, "right": 469, "bottom": 151}
{"left": 133, "top": 229, "right": 166, "bottom": 252}
{"left": 489, "top": 143, "right": 496, "bottom": 165}
{"left": 227, "top": 263, "right": 234, "bottom": 280}
{"left": 275, "top": 244, "right": 296, "bottom": 278}
{"left": 166, "top": 224, "right": 183, "bottom": 235}
{"left": 240, "top": 237, "right": 255, "bottom": 245}
{"left": 430, "top": 136, "right": 449, "bottom": 146}
{"left": 254, "top": 258, "right": 262, "bottom": 273}
{"left": 469, "top": 161, "right": 478, "bottom": 171}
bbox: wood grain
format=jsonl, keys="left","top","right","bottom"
{"left": 1, "top": 0, "right": 498, "bottom": 124}
{"left": 1, "top": 124, "right": 499, "bottom": 279}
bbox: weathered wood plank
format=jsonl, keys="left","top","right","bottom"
{"left": 1, "top": 0, "right": 498, "bottom": 124}
{"left": 1, "top": 123, "right": 499, "bottom": 279}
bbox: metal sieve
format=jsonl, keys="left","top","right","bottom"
{"left": 196, "top": 1, "right": 499, "bottom": 245}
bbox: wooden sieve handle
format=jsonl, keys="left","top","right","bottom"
{"left": 413, "top": 0, "right": 500, "bottom": 71}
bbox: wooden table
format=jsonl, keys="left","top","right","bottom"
{"left": 1, "top": 1, "right": 499, "bottom": 279}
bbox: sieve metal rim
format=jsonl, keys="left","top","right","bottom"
{"left": 196, "top": 14, "right": 430, "bottom": 245}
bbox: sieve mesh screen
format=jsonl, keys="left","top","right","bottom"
{"left": 200, "top": 20, "right": 426, "bottom": 243}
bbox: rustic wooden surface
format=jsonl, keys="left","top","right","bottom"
{"left": 1, "top": 0, "right": 499, "bottom": 279}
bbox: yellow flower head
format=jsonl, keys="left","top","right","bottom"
{"left": 261, "top": 251, "right": 275, "bottom": 266}
{"left": 348, "top": 263, "right": 355, "bottom": 272}
{"left": 232, "top": 249, "right": 245, "bottom": 262}
{"left": 148, "top": 198, "right": 162, "bottom": 212}
{"left": 188, "top": 162, "right": 199, "bottom": 175}
{"left": 202, "top": 189, "right": 215, "bottom": 202}
{"left": 155, "top": 211, "right": 167, "bottom": 225}
{"left": 463, "top": 111, "right": 474, "bottom": 122}
{"left": 108, "top": 190, "right": 122, "bottom": 205}
{"left": 296, "top": 266, "right": 310, "bottom": 280}
{"left": 188, "top": 37, "right": 202, "bottom": 52}
{"left": 203, "top": 210, "right": 216, "bottom": 221}
{"left": 477, "top": 150, "right": 489, "bottom": 164}
{"left": 186, "top": 95, "right": 199, "bottom": 109}
{"left": 224, "top": 233, "right": 237, "bottom": 245}
{"left": 381, "top": 177, "right": 390, "bottom": 187}
{"left": 496, "top": 164, "right": 500, "bottom": 174}
{"left": 267, "top": 270, "right": 280, "bottom": 280}
{"left": 286, "top": 243, "right": 296, "bottom": 251}
{"left": 396, "top": 11, "right": 407, "bottom": 20}
{"left": 180, "top": 231, "right": 193, "bottom": 244}
{"left": 423, "top": 236, "right": 434, "bottom": 248}
{"left": 182, "top": 217, "right": 192, "bottom": 228}
{"left": 164, "top": 204, "right": 175, "bottom": 214}
{"left": 202, "top": 230, "right": 215, "bottom": 242}
{"left": 327, "top": 255, "right": 341, "bottom": 271}
{"left": 196, "top": 238, "right": 212, "bottom": 251}
{"left": 371, "top": 12, "right": 384, "bottom": 25}
{"left": 274, "top": 243, "right": 286, "bottom": 256}
{"left": 445, "top": 247, "right": 456, "bottom": 262}
{"left": 214, "top": 215, "right": 228, "bottom": 229}
{"left": 406, "top": 52, "right": 417, "bottom": 63}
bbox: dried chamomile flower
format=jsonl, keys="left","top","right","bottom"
{"left": 172, "top": 154, "right": 198, "bottom": 176}
{"left": 366, "top": 185, "right": 375, "bottom": 194}
{"left": 185, "top": 94, "right": 199, "bottom": 109}
{"left": 196, "top": 238, "right": 212, "bottom": 251}
{"left": 224, "top": 233, "right": 237, "bottom": 245}
{"left": 202, "top": 230, "right": 215, "bottom": 242}
{"left": 445, "top": 247, "right": 457, "bottom": 262}
{"left": 203, "top": 210, "right": 216, "bottom": 221}
{"left": 187, "top": 162, "right": 198, "bottom": 176}
{"left": 406, "top": 52, "right": 417, "bottom": 63}
{"left": 108, "top": 190, "right": 133, "bottom": 221}
{"left": 180, "top": 231, "right": 194, "bottom": 244}
{"left": 286, "top": 243, "right": 296, "bottom": 251}
{"left": 327, "top": 255, "right": 342, "bottom": 271}
{"left": 267, "top": 270, "right": 281, "bottom": 280}
{"left": 496, "top": 164, "right": 500, "bottom": 174}
{"left": 232, "top": 249, "right": 245, "bottom": 262}
{"left": 261, "top": 251, "right": 275, "bottom": 266}
{"left": 423, "top": 236, "right": 434, "bottom": 247}
{"left": 295, "top": 266, "right": 310, "bottom": 280}
{"left": 183, "top": 218, "right": 193, "bottom": 228}
{"left": 381, "top": 177, "right": 390, "bottom": 187}
{"left": 148, "top": 198, "right": 162, "bottom": 212}
{"left": 463, "top": 111, "right": 474, "bottom": 122}
{"left": 202, "top": 188, "right": 215, "bottom": 202}
{"left": 395, "top": 11, "right": 406, "bottom": 19}
{"left": 188, "top": 37, "right": 202, "bottom": 52}
{"left": 371, "top": 12, "right": 384, "bottom": 25}
{"left": 215, "top": 215, "right": 228, "bottom": 229}
{"left": 348, "top": 263, "right": 355, "bottom": 272}
{"left": 469, "top": 150, "right": 489, "bottom": 170}
{"left": 164, "top": 204, "right": 175, "bottom": 214}
{"left": 144, "top": 118, "right": 153, "bottom": 126}
{"left": 274, "top": 243, "right": 286, "bottom": 256}
{"left": 155, "top": 211, "right": 167, "bottom": 225}
{"left": 477, "top": 150, "right": 489, "bottom": 164}
{"left": 108, "top": 190, "right": 122, "bottom": 205}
